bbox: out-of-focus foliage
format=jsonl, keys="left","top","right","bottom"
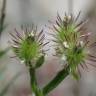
{"left": 0, "top": 71, "right": 21, "bottom": 96}
{"left": 0, "top": 48, "right": 9, "bottom": 58}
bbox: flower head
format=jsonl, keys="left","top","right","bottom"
{"left": 10, "top": 24, "right": 46, "bottom": 68}
{"left": 50, "top": 12, "right": 96, "bottom": 79}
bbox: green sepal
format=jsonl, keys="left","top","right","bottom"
{"left": 35, "top": 55, "right": 45, "bottom": 68}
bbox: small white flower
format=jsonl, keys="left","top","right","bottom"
{"left": 21, "top": 59, "right": 25, "bottom": 64}
{"left": 60, "top": 54, "right": 67, "bottom": 66}
{"left": 80, "top": 41, "right": 84, "bottom": 47}
{"left": 63, "top": 41, "right": 69, "bottom": 48}
{"left": 30, "top": 31, "right": 34, "bottom": 37}
{"left": 64, "top": 15, "right": 71, "bottom": 21}
{"left": 68, "top": 15, "right": 71, "bottom": 20}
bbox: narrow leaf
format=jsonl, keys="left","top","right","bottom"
{"left": 43, "top": 66, "right": 69, "bottom": 95}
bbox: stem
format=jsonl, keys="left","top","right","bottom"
{"left": 28, "top": 61, "right": 44, "bottom": 96}
{"left": 0, "top": 0, "right": 7, "bottom": 35}
{"left": 43, "top": 66, "right": 70, "bottom": 95}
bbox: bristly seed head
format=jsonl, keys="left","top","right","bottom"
{"left": 50, "top": 12, "right": 96, "bottom": 79}
{"left": 10, "top": 24, "right": 47, "bottom": 68}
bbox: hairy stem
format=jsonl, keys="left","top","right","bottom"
{"left": 28, "top": 61, "right": 44, "bottom": 96}
{"left": 43, "top": 66, "right": 69, "bottom": 95}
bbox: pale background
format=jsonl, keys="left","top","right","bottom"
{"left": 0, "top": 0, "right": 96, "bottom": 96}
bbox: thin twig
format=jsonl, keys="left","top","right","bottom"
{"left": 0, "top": 0, "right": 7, "bottom": 36}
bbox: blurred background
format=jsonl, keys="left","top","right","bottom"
{"left": 1, "top": 0, "right": 96, "bottom": 96}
